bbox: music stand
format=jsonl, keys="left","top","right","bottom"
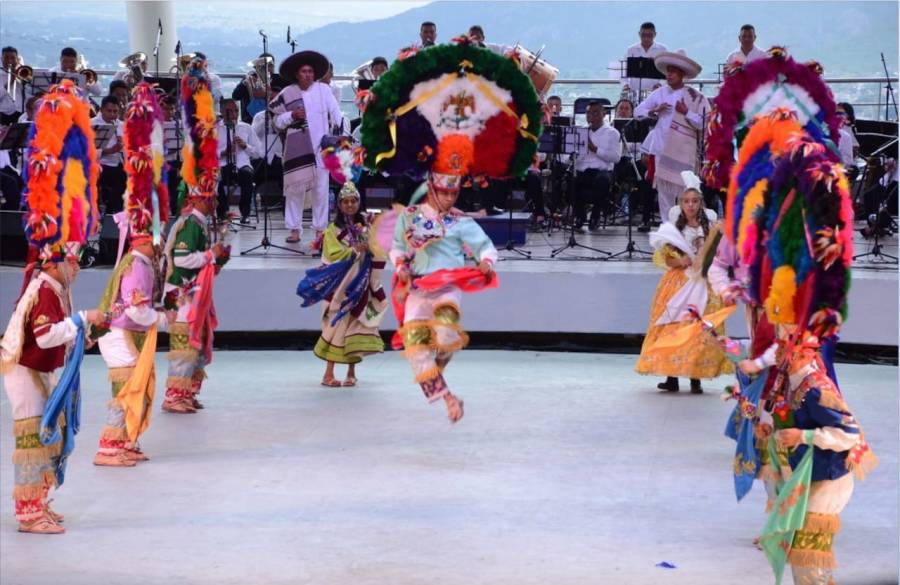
{"left": 625, "top": 57, "right": 664, "bottom": 103}
{"left": 242, "top": 29, "right": 303, "bottom": 257}
{"left": 607, "top": 119, "right": 653, "bottom": 261}
{"left": 92, "top": 124, "right": 116, "bottom": 150}
{"left": 0, "top": 123, "right": 31, "bottom": 152}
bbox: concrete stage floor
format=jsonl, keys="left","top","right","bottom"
{"left": 1, "top": 350, "right": 897, "bottom": 585}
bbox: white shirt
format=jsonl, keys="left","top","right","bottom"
{"left": 49, "top": 65, "right": 102, "bottom": 96}
{"left": 634, "top": 85, "right": 710, "bottom": 156}
{"left": 273, "top": 81, "right": 346, "bottom": 167}
{"left": 217, "top": 119, "right": 261, "bottom": 169}
{"left": 838, "top": 126, "right": 859, "bottom": 167}
{"left": 725, "top": 46, "right": 767, "bottom": 68}
{"left": 0, "top": 73, "right": 25, "bottom": 113}
{"left": 576, "top": 124, "right": 620, "bottom": 172}
{"left": 621, "top": 41, "right": 668, "bottom": 93}
{"left": 91, "top": 115, "right": 124, "bottom": 167}
{"left": 251, "top": 109, "right": 283, "bottom": 164}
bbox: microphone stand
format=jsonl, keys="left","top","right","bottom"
{"left": 153, "top": 18, "right": 162, "bottom": 80}
{"left": 242, "top": 29, "right": 303, "bottom": 256}
{"left": 880, "top": 52, "right": 898, "bottom": 121}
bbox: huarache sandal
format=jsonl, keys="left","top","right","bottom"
{"left": 342, "top": 376, "right": 357, "bottom": 387}
{"left": 321, "top": 377, "right": 341, "bottom": 388}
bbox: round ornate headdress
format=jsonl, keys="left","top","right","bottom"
{"left": 360, "top": 40, "right": 543, "bottom": 185}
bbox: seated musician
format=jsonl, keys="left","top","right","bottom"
{"left": 217, "top": 99, "right": 261, "bottom": 224}
{"left": 49, "top": 47, "right": 101, "bottom": 96}
{"left": 108, "top": 80, "right": 130, "bottom": 120}
{"left": 251, "top": 90, "right": 284, "bottom": 194}
{"left": 1, "top": 46, "right": 25, "bottom": 123}
{"left": 574, "top": 101, "right": 620, "bottom": 232}
{"left": 91, "top": 96, "right": 125, "bottom": 214}
{"left": 613, "top": 98, "right": 655, "bottom": 232}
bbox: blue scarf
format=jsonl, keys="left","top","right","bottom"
{"left": 39, "top": 313, "right": 85, "bottom": 487}
{"left": 724, "top": 368, "right": 768, "bottom": 501}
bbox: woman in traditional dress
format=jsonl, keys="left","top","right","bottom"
{"left": 635, "top": 172, "right": 733, "bottom": 393}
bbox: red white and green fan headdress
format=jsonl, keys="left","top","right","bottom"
{"left": 360, "top": 39, "right": 543, "bottom": 185}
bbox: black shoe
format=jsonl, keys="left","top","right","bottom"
{"left": 637, "top": 223, "right": 651, "bottom": 233}
{"left": 657, "top": 377, "right": 679, "bottom": 392}
{"left": 240, "top": 216, "right": 251, "bottom": 225}
{"left": 690, "top": 379, "right": 703, "bottom": 394}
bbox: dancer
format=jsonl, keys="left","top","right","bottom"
{"left": 0, "top": 80, "right": 102, "bottom": 533}
{"left": 360, "top": 39, "right": 542, "bottom": 422}
{"left": 94, "top": 83, "right": 170, "bottom": 466}
{"left": 162, "top": 56, "right": 229, "bottom": 414}
{"left": 297, "top": 145, "right": 387, "bottom": 387}
{"left": 635, "top": 171, "right": 733, "bottom": 393}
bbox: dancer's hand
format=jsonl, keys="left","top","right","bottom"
{"left": 739, "top": 359, "right": 761, "bottom": 375}
{"left": 478, "top": 260, "right": 494, "bottom": 280}
{"left": 353, "top": 242, "right": 368, "bottom": 254}
{"left": 675, "top": 99, "right": 688, "bottom": 115}
{"left": 211, "top": 243, "right": 226, "bottom": 259}
{"left": 83, "top": 309, "right": 104, "bottom": 325}
{"left": 776, "top": 428, "right": 804, "bottom": 449}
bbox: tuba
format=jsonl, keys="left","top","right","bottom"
{"left": 119, "top": 51, "right": 147, "bottom": 86}
{"left": 169, "top": 53, "right": 196, "bottom": 76}
{"left": 244, "top": 55, "right": 274, "bottom": 118}
{"left": 350, "top": 59, "right": 375, "bottom": 93}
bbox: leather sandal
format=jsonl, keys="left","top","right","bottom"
{"left": 94, "top": 452, "right": 137, "bottom": 467}
{"left": 342, "top": 376, "right": 357, "bottom": 387}
{"left": 18, "top": 517, "right": 65, "bottom": 534}
{"left": 321, "top": 376, "right": 341, "bottom": 388}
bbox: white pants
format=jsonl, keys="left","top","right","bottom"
{"left": 656, "top": 180, "right": 680, "bottom": 223}
{"left": 3, "top": 364, "right": 55, "bottom": 420}
{"left": 97, "top": 327, "right": 140, "bottom": 369}
{"left": 284, "top": 167, "right": 331, "bottom": 236}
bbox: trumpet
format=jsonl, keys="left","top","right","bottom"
{"left": 119, "top": 51, "right": 147, "bottom": 86}
{"left": 76, "top": 53, "right": 98, "bottom": 86}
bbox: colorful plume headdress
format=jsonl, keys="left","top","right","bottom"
{"left": 22, "top": 79, "right": 100, "bottom": 262}
{"left": 322, "top": 137, "right": 364, "bottom": 199}
{"left": 124, "top": 82, "right": 170, "bottom": 243}
{"left": 179, "top": 56, "right": 219, "bottom": 207}
{"left": 704, "top": 47, "right": 841, "bottom": 191}
{"left": 360, "top": 40, "right": 543, "bottom": 183}
{"left": 728, "top": 108, "right": 853, "bottom": 337}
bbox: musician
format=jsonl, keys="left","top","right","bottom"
{"left": 91, "top": 95, "right": 126, "bottom": 213}
{"left": 217, "top": 99, "right": 261, "bottom": 224}
{"left": 420, "top": 21, "right": 437, "bottom": 47}
{"left": 232, "top": 53, "right": 286, "bottom": 123}
{"left": 108, "top": 79, "right": 130, "bottom": 120}
{"left": 161, "top": 95, "right": 183, "bottom": 216}
{"left": 547, "top": 95, "right": 563, "bottom": 116}
{"left": 574, "top": 101, "right": 620, "bottom": 231}
{"left": 725, "top": 25, "right": 766, "bottom": 69}
{"left": 621, "top": 22, "right": 667, "bottom": 101}
{"left": 1, "top": 46, "right": 25, "bottom": 119}
{"left": 836, "top": 102, "right": 860, "bottom": 172}
{"left": 634, "top": 49, "right": 709, "bottom": 222}
{"left": 467, "top": 25, "right": 508, "bottom": 55}
{"left": 251, "top": 92, "right": 283, "bottom": 192}
{"left": 371, "top": 56, "right": 389, "bottom": 79}
{"left": 49, "top": 47, "right": 101, "bottom": 96}
{"left": 271, "top": 50, "right": 346, "bottom": 244}
{"left": 613, "top": 98, "right": 654, "bottom": 232}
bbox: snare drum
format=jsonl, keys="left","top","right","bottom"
{"left": 510, "top": 45, "right": 559, "bottom": 96}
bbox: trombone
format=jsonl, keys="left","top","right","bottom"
{"left": 4, "top": 54, "right": 32, "bottom": 98}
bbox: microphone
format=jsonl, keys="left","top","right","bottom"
{"left": 158, "top": 18, "right": 163, "bottom": 34}
{"left": 286, "top": 26, "right": 291, "bottom": 43}
{"left": 175, "top": 40, "right": 182, "bottom": 54}
{"left": 259, "top": 29, "right": 268, "bottom": 39}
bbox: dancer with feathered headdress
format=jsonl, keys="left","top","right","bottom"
{"left": 162, "top": 55, "right": 230, "bottom": 414}
{"left": 0, "top": 80, "right": 104, "bottom": 533}
{"left": 93, "top": 82, "right": 170, "bottom": 466}
{"left": 360, "top": 37, "right": 542, "bottom": 423}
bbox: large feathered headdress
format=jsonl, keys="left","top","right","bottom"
{"left": 178, "top": 55, "right": 218, "bottom": 207}
{"left": 124, "top": 82, "right": 170, "bottom": 243}
{"left": 705, "top": 47, "right": 841, "bottom": 191}
{"left": 360, "top": 39, "right": 542, "bottom": 186}
{"left": 22, "top": 79, "right": 100, "bottom": 263}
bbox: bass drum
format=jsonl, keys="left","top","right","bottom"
{"left": 509, "top": 45, "right": 558, "bottom": 97}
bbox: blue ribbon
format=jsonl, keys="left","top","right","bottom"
{"left": 296, "top": 258, "right": 354, "bottom": 307}
{"left": 39, "top": 313, "right": 86, "bottom": 487}
{"left": 724, "top": 368, "right": 769, "bottom": 501}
